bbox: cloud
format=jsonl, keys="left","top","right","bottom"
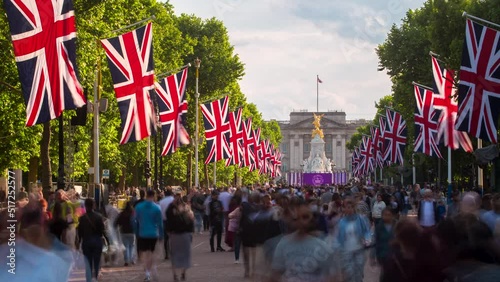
{"left": 168, "top": 0, "right": 426, "bottom": 121}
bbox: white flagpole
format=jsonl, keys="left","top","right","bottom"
{"left": 478, "top": 139, "right": 483, "bottom": 189}
{"left": 412, "top": 154, "right": 416, "bottom": 185}
{"left": 316, "top": 75, "right": 319, "bottom": 113}
{"left": 463, "top": 12, "right": 500, "bottom": 30}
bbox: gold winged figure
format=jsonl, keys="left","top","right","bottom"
{"left": 312, "top": 113, "right": 324, "bottom": 139}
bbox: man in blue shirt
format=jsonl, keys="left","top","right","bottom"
{"left": 134, "top": 190, "right": 163, "bottom": 281}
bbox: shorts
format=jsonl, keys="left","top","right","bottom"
{"left": 137, "top": 237, "right": 157, "bottom": 252}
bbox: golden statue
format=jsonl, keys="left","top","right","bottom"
{"left": 312, "top": 113, "right": 324, "bottom": 139}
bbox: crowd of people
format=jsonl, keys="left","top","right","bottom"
{"left": 2, "top": 182, "right": 500, "bottom": 281}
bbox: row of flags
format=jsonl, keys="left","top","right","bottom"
{"left": 352, "top": 16, "right": 500, "bottom": 177}
{"left": 351, "top": 109, "right": 407, "bottom": 177}
{"left": 2, "top": 0, "right": 282, "bottom": 176}
{"left": 201, "top": 96, "right": 282, "bottom": 177}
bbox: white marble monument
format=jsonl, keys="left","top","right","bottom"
{"left": 302, "top": 114, "right": 333, "bottom": 173}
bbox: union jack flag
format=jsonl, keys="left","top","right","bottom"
{"left": 271, "top": 149, "right": 282, "bottom": 178}
{"left": 251, "top": 128, "right": 262, "bottom": 171}
{"left": 359, "top": 136, "right": 374, "bottom": 175}
{"left": 154, "top": 68, "right": 190, "bottom": 156}
{"left": 259, "top": 140, "right": 272, "bottom": 175}
{"left": 226, "top": 108, "right": 244, "bottom": 167}
{"left": 201, "top": 96, "right": 231, "bottom": 164}
{"left": 382, "top": 109, "right": 407, "bottom": 165}
{"left": 413, "top": 84, "right": 442, "bottom": 158}
{"left": 4, "top": 0, "right": 86, "bottom": 126}
{"left": 241, "top": 118, "right": 256, "bottom": 169}
{"left": 370, "top": 127, "right": 384, "bottom": 168}
{"left": 101, "top": 23, "right": 156, "bottom": 144}
{"left": 351, "top": 147, "right": 360, "bottom": 176}
{"left": 431, "top": 56, "right": 473, "bottom": 152}
{"left": 455, "top": 19, "right": 500, "bottom": 143}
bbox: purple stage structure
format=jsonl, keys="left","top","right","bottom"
{"left": 302, "top": 173, "right": 333, "bottom": 186}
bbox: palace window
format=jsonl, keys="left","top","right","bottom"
{"left": 304, "top": 143, "right": 310, "bottom": 153}
{"left": 281, "top": 143, "right": 288, "bottom": 153}
{"left": 326, "top": 143, "right": 332, "bottom": 152}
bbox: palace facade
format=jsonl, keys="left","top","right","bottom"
{"left": 276, "top": 110, "right": 369, "bottom": 174}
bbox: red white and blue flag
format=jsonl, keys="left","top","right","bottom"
{"left": 201, "top": 96, "right": 231, "bottom": 164}
{"left": 251, "top": 128, "right": 262, "bottom": 171}
{"left": 154, "top": 68, "right": 190, "bottom": 156}
{"left": 359, "top": 136, "right": 374, "bottom": 175}
{"left": 413, "top": 84, "right": 442, "bottom": 158}
{"left": 431, "top": 56, "right": 473, "bottom": 152}
{"left": 226, "top": 108, "right": 244, "bottom": 167}
{"left": 3, "top": 0, "right": 86, "bottom": 126}
{"left": 241, "top": 118, "right": 256, "bottom": 169}
{"left": 455, "top": 19, "right": 500, "bottom": 143}
{"left": 271, "top": 150, "right": 282, "bottom": 178}
{"left": 382, "top": 109, "right": 407, "bottom": 165}
{"left": 370, "top": 127, "right": 384, "bottom": 168}
{"left": 101, "top": 23, "right": 156, "bottom": 144}
{"left": 351, "top": 147, "right": 360, "bottom": 176}
{"left": 259, "top": 140, "right": 272, "bottom": 175}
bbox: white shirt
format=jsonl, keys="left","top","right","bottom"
{"left": 372, "top": 200, "right": 386, "bottom": 219}
{"left": 344, "top": 221, "right": 363, "bottom": 252}
{"left": 159, "top": 196, "right": 174, "bottom": 221}
{"left": 420, "top": 200, "right": 436, "bottom": 227}
{"left": 218, "top": 191, "right": 232, "bottom": 212}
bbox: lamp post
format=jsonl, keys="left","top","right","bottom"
{"left": 194, "top": 58, "right": 201, "bottom": 189}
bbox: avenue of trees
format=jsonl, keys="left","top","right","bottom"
{"left": 347, "top": 0, "right": 500, "bottom": 188}
{"left": 0, "top": 0, "right": 281, "bottom": 191}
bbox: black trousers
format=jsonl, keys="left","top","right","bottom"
{"left": 82, "top": 236, "right": 103, "bottom": 280}
{"left": 163, "top": 220, "right": 169, "bottom": 258}
{"left": 210, "top": 222, "right": 222, "bottom": 250}
{"left": 203, "top": 214, "right": 210, "bottom": 230}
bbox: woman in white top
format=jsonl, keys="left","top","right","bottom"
{"left": 372, "top": 194, "right": 386, "bottom": 226}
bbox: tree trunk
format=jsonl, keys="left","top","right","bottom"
{"left": 28, "top": 156, "right": 39, "bottom": 191}
{"left": 41, "top": 121, "right": 52, "bottom": 198}
{"left": 119, "top": 166, "right": 126, "bottom": 191}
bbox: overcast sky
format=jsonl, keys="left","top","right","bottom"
{"left": 168, "top": 0, "right": 426, "bottom": 121}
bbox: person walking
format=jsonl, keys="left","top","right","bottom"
{"left": 372, "top": 194, "right": 387, "bottom": 226}
{"left": 166, "top": 193, "right": 194, "bottom": 281}
{"left": 209, "top": 190, "right": 225, "bottom": 252}
{"left": 159, "top": 188, "right": 174, "bottom": 260}
{"left": 417, "top": 189, "right": 438, "bottom": 230}
{"left": 77, "top": 198, "right": 106, "bottom": 282}
{"left": 133, "top": 190, "right": 164, "bottom": 282}
{"left": 335, "top": 198, "right": 372, "bottom": 282}
{"left": 115, "top": 201, "right": 135, "bottom": 266}
{"left": 190, "top": 189, "right": 206, "bottom": 234}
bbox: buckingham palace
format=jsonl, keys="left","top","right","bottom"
{"left": 276, "top": 110, "right": 369, "bottom": 175}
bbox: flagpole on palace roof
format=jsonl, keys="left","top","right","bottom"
{"left": 316, "top": 75, "right": 319, "bottom": 113}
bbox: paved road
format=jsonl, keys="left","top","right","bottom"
{"left": 69, "top": 232, "right": 381, "bottom": 282}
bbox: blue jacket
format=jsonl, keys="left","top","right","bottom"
{"left": 133, "top": 201, "right": 163, "bottom": 239}
{"left": 336, "top": 214, "right": 371, "bottom": 249}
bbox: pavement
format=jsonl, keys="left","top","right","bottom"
{"left": 69, "top": 231, "right": 381, "bottom": 282}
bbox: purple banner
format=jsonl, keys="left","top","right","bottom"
{"left": 302, "top": 173, "right": 333, "bottom": 186}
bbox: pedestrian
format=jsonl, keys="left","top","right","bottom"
{"left": 225, "top": 190, "right": 242, "bottom": 251}
{"left": 115, "top": 201, "right": 135, "bottom": 266}
{"left": 417, "top": 189, "right": 438, "bottom": 230}
{"left": 133, "top": 190, "right": 163, "bottom": 282}
{"left": 335, "top": 197, "right": 371, "bottom": 282}
{"left": 228, "top": 200, "right": 242, "bottom": 263}
{"left": 209, "top": 190, "right": 225, "bottom": 252}
{"left": 372, "top": 194, "right": 386, "bottom": 226}
{"left": 371, "top": 208, "right": 395, "bottom": 268}
{"left": 77, "top": 198, "right": 106, "bottom": 282}
{"left": 159, "top": 188, "right": 174, "bottom": 260}
{"left": 166, "top": 193, "right": 194, "bottom": 281}
{"left": 270, "top": 201, "right": 337, "bottom": 282}
{"left": 190, "top": 188, "right": 206, "bottom": 234}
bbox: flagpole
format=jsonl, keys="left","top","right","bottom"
{"left": 447, "top": 146, "right": 452, "bottom": 204}
{"left": 194, "top": 58, "right": 201, "bottom": 188}
{"left": 93, "top": 59, "right": 101, "bottom": 206}
{"left": 110, "top": 16, "right": 156, "bottom": 34}
{"left": 463, "top": 12, "right": 500, "bottom": 30}
{"left": 316, "top": 75, "right": 319, "bottom": 113}
{"left": 478, "top": 139, "right": 483, "bottom": 189}
{"left": 213, "top": 162, "right": 217, "bottom": 188}
{"left": 412, "top": 154, "right": 416, "bottom": 185}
